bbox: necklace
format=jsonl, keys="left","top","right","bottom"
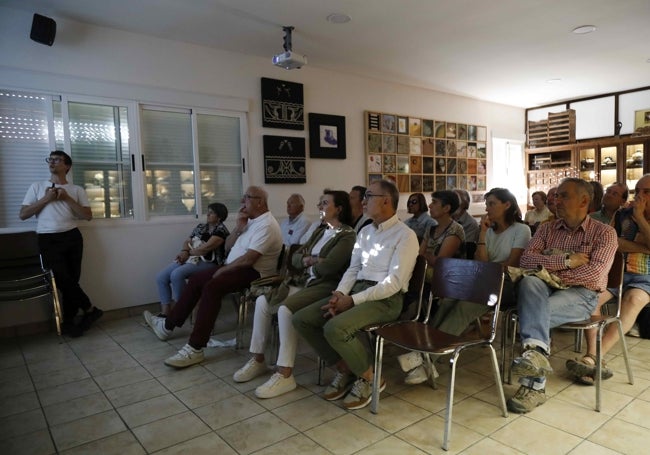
{"left": 432, "top": 220, "right": 453, "bottom": 241}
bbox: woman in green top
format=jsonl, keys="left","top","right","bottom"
{"left": 233, "top": 190, "right": 357, "bottom": 399}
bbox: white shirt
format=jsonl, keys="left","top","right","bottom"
{"left": 337, "top": 214, "right": 419, "bottom": 305}
{"left": 227, "top": 211, "right": 283, "bottom": 277}
{"left": 280, "top": 212, "right": 311, "bottom": 245}
{"left": 21, "top": 181, "right": 90, "bottom": 233}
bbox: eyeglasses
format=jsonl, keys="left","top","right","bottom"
{"left": 45, "top": 157, "right": 65, "bottom": 164}
{"left": 363, "top": 192, "right": 387, "bottom": 201}
{"left": 243, "top": 194, "right": 261, "bottom": 200}
{"left": 407, "top": 199, "right": 418, "bottom": 205}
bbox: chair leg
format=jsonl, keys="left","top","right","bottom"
{"left": 48, "top": 271, "right": 62, "bottom": 337}
{"left": 574, "top": 329, "right": 583, "bottom": 353}
{"left": 370, "top": 336, "right": 384, "bottom": 414}
{"left": 317, "top": 357, "right": 326, "bottom": 386}
{"left": 236, "top": 293, "right": 248, "bottom": 350}
{"left": 595, "top": 326, "right": 604, "bottom": 412}
{"left": 615, "top": 320, "right": 634, "bottom": 385}
{"left": 508, "top": 315, "right": 518, "bottom": 385}
{"left": 489, "top": 345, "right": 508, "bottom": 418}
{"left": 443, "top": 350, "right": 461, "bottom": 451}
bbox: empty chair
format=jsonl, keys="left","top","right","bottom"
{"left": 371, "top": 257, "right": 507, "bottom": 451}
{"left": 0, "top": 231, "right": 62, "bottom": 335}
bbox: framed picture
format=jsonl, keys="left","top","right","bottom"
{"left": 634, "top": 109, "right": 650, "bottom": 130}
{"left": 308, "top": 113, "right": 346, "bottom": 159}
{"left": 397, "top": 116, "right": 408, "bottom": 134}
{"left": 261, "top": 78, "right": 304, "bottom": 130}
{"left": 263, "top": 135, "right": 306, "bottom": 183}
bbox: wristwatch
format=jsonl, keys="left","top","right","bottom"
{"left": 564, "top": 253, "right": 571, "bottom": 269}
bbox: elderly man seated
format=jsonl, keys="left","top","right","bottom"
{"left": 508, "top": 178, "right": 617, "bottom": 413}
{"left": 144, "top": 186, "right": 283, "bottom": 368}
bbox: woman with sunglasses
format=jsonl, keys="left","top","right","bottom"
{"left": 404, "top": 192, "right": 437, "bottom": 243}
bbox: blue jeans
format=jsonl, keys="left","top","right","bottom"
{"left": 155, "top": 260, "right": 217, "bottom": 305}
{"left": 516, "top": 276, "right": 598, "bottom": 389}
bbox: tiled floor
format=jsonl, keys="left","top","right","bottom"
{"left": 1, "top": 309, "right": 650, "bottom": 455}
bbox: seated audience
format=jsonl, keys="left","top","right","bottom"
{"left": 350, "top": 185, "right": 372, "bottom": 232}
{"left": 546, "top": 186, "right": 558, "bottom": 218}
{"left": 280, "top": 193, "right": 311, "bottom": 245}
{"left": 300, "top": 192, "right": 328, "bottom": 244}
{"left": 233, "top": 190, "right": 356, "bottom": 398}
{"left": 293, "top": 179, "right": 418, "bottom": 410}
{"left": 453, "top": 188, "right": 479, "bottom": 243}
{"left": 155, "top": 202, "right": 229, "bottom": 315}
{"left": 143, "top": 186, "right": 283, "bottom": 368}
{"left": 589, "top": 181, "right": 628, "bottom": 224}
{"left": 404, "top": 192, "right": 437, "bottom": 242}
{"left": 567, "top": 175, "right": 649, "bottom": 384}
{"left": 508, "top": 178, "right": 617, "bottom": 414}
{"left": 524, "top": 191, "right": 553, "bottom": 232}
{"left": 430, "top": 187, "right": 530, "bottom": 335}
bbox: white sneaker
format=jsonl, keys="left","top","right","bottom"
{"left": 233, "top": 357, "right": 268, "bottom": 383}
{"left": 255, "top": 372, "right": 297, "bottom": 398}
{"left": 144, "top": 310, "right": 172, "bottom": 341}
{"left": 397, "top": 351, "right": 423, "bottom": 372}
{"left": 404, "top": 365, "right": 428, "bottom": 385}
{"left": 164, "top": 344, "right": 204, "bottom": 368}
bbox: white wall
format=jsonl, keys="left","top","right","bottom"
{"left": 0, "top": 7, "right": 524, "bottom": 312}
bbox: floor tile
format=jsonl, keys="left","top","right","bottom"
{"left": 491, "top": 416, "right": 582, "bottom": 455}
{"left": 117, "top": 393, "right": 187, "bottom": 428}
{"left": 59, "top": 431, "right": 145, "bottom": 455}
{"left": 396, "top": 414, "right": 483, "bottom": 454}
{"left": 252, "top": 434, "right": 332, "bottom": 455}
{"left": 0, "top": 428, "right": 55, "bottom": 455}
{"left": 156, "top": 365, "right": 217, "bottom": 392}
{"left": 131, "top": 410, "right": 211, "bottom": 453}
{"left": 43, "top": 391, "right": 113, "bottom": 426}
{"left": 217, "top": 411, "right": 298, "bottom": 455}
{"left": 194, "top": 394, "right": 266, "bottom": 430}
{"left": 305, "top": 413, "right": 389, "bottom": 455}
{"left": 0, "top": 408, "right": 48, "bottom": 441}
{"left": 93, "top": 364, "right": 153, "bottom": 391}
{"left": 355, "top": 435, "right": 428, "bottom": 455}
{"left": 355, "top": 395, "right": 430, "bottom": 433}
{"left": 50, "top": 409, "right": 126, "bottom": 452}
{"left": 153, "top": 432, "right": 237, "bottom": 455}
{"left": 587, "top": 417, "right": 650, "bottom": 455}
{"left": 104, "top": 378, "right": 168, "bottom": 408}
{"left": 0, "top": 390, "right": 40, "bottom": 418}
{"left": 173, "top": 377, "right": 239, "bottom": 408}
{"left": 37, "top": 377, "right": 101, "bottom": 407}
{"left": 273, "top": 394, "right": 346, "bottom": 431}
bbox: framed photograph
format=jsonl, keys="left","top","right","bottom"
{"left": 634, "top": 109, "right": 650, "bottom": 130}
{"left": 261, "top": 78, "right": 304, "bottom": 130}
{"left": 409, "top": 117, "right": 421, "bottom": 136}
{"left": 422, "top": 119, "right": 434, "bottom": 137}
{"left": 367, "top": 112, "right": 381, "bottom": 132}
{"left": 309, "top": 113, "right": 346, "bottom": 159}
{"left": 381, "top": 114, "right": 396, "bottom": 133}
{"left": 397, "top": 116, "right": 408, "bottom": 134}
{"left": 263, "top": 135, "right": 306, "bottom": 183}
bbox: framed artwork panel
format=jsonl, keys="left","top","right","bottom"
{"left": 261, "top": 78, "right": 304, "bottom": 130}
{"left": 309, "top": 113, "right": 346, "bottom": 159}
{"left": 263, "top": 135, "right": 306, "bottom": 183}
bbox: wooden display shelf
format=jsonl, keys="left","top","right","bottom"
{"left": 527, "top": 109, "right": 576, "bottom": 148}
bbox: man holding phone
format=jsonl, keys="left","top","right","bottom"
{"left": 20, "top": 150, "right": 101, "bottom": 337}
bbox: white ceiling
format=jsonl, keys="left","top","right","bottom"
{"left": 5, "top": 0, "right": 650, "bottom": 108}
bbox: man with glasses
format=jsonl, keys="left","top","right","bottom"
{"left": 20, "top": 150, "right": 102, "bottom": 337}
{"left": 508, "top": 178, "right": 617, "bottom": 413}
{"left": 144, "top": 186, "right": 282, "bottom": 368}
{"left": 293, "top": 179, "right": 419, "bottom": 410}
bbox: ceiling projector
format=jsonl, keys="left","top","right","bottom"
{"left": 273, "top": 51, "right": 307, "bottom": 70}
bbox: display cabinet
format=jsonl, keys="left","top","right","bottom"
{"left": 527, "top": 136, "right": 650, "bottom": 200}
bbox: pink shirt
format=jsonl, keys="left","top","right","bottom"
{"left": 520, "top": 217, "right": 617, "bottom": 292}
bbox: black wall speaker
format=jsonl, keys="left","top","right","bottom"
{"left": 30, "top": 13, "right": 56, "bottom": 46}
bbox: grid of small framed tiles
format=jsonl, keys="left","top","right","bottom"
{"left": 365, "top": 111, "right": 488, "bottom": 194}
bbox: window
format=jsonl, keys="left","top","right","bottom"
{"left": 141, "top": 106, "right": 243, "bottom": 217}
{"left": 0, "top": 90, "right": 52, "bottom": 229}
{"left": 0, "top": 88, "right": 246, "bottom": 227}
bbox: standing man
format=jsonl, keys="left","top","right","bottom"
{"left": 293, "top": 179, "right": 418, "bottom": 410}
{"left": 508, "top": 178, "right": 617, "bottom": 413}
{"left": 589, "top": 182, "right": 628, "bottom": 224}
{"left": 567, "top": 176, "right": 648, "bottom": 383}
{"left": 280, "top": 193, "right": 310, "bottom": 245}
{"left": 144, "top": 186, "right": 283, "bottom": 368}
{"left": 349, "top": 185, "right": 372, "bottom": 233}
{"left": 20, "top": 150, "right": 102, "bottom": 337}
{"left": 453, "top": 188, "right": 479, "bottom": 243}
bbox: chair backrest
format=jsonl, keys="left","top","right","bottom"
{"left": 405, "top": 254, "right": 428, "bottom": 319}
{"left": 607, "top": 251, "right": 624, "bottom": 317}
{"left": 425, "top": 258, "right": 504, "bottom": 339}
{"left": 0, "top": 231, "right": 42, "bottom": 267}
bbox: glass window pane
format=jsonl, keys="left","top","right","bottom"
{"left": 0, "top": 90, "right": 51, "bottom": 229}
{"left": 68, "top": 102, "right": 133, "bottom": 219}
{"left": 196, "top": 113, "right": 242, "bottom": 215}
{"left": 141, "top": 109, "right": 193, "bottom": 216}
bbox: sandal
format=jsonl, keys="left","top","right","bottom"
{"left": 565, "top": 354, "right": 613, "bottom": 386}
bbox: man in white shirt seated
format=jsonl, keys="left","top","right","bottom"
{"left": 280, "top": 193, "right": 311, "bottom": 245}
{"left": 293, "top": 179, "right": 418, "bottom": 410}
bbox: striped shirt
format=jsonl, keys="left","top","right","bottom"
{"left": 520, "top": 216, "right": 617, "bottom": 292}
{"left": 616, "top": 209, "right": 650, "bottom": 275}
